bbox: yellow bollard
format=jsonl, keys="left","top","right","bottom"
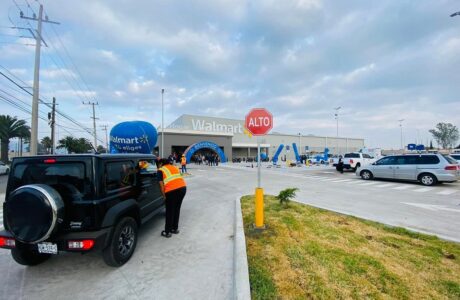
{"left": 255, "top": 188, "right": 264, "bottom": 228}
{"left": 306, "top": 159, "right": 310, "bottom": 167}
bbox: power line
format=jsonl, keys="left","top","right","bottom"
{"left": 0, "top": 70, "right": 104, "bottom": 143}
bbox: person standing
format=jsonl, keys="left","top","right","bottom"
{"left": 180, "top": 154, "right": 187, "bottom": 174}
{"left": 157, "top": 158, "right": 187, "bottom": 238}
{"left": 337, "top": 155, "right": 344, "bottom": 174}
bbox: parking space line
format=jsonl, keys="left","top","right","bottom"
{"left": 437, "top": 190, "right": 458, "bottom": 195}
{"left": 413, "top": 187, "right": 435, "bottom": 193}
{"left": 360, "top": 182, "right": 379, "bottom": 186}
{"left": 347, "top": 180, "right": 367, "bottom": 185}
{"left": 375, "top": 183, "right": 396, "bottom": 188}
{"left": 332, "top": 179, "right": 353, "bottom": 183}
{"left": 392, "top": 185, "right": 412, "bottom": 190}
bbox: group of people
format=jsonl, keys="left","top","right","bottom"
{"left": 192, "top": 153, "right": 219, "bottom": 166}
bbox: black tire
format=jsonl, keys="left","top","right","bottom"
{"left": 11, "top": 247, "right": 51, "bottom": 266}
{"left": 418, "top": 173, "right": 437, "bottom": 186}
{"left": 103, "top": 217, "right": 138, "bottom": 267}
{"left": 360, "top": 170, "right": 373, "bottom": 180}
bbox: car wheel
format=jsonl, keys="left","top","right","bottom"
{"left": 360, "top": 170, "right": 373, "bottom": 180}
{"left": 103, "top": 217, "right": 138, "bottom": 267}
{"left": 419, "top": 173, "right": 437, "bottom": 186}
{"left": 11, "top": 247, "right": 51, "bottom": 266}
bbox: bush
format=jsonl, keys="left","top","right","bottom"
{"left": 276, "top": 188, "right": 298, "bottom": 205}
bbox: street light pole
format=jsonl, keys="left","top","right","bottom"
{"left": 161, "top": 88, "right": 164, "bottom": 158}
{"left": 398, "top": 119, "right": 405, "bottom": 150}
{"left": 334, "top": 106, "right": 341, "bottom": 154}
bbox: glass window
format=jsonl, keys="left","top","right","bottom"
{"left": 396, "top": 156, "right": 418, "bottom": 165}
{"left": 344, "top": 153, "right": 360, "bottom": 158}
{"left": 376, "top": 156, "right": 396, "bottom": 165}
{"left": 138, "top": 159, "right": 158, "bottom": 175}
{"left": 442, "top": 155, "right": 458, "bottom": 164}
{"left": 417, "top": 155, "right": 440, "bottom": 165}
{"left": 363, "top": 154, "right": 372, "bottom": 159}
{"left": 106, "top": 161, "right": 135, "bottom": 191}
{"left": 11, "top": 162, "right": 89, "bottom": 199}
{"left": 451, "top": 155, "right": 460, "bottom": 160}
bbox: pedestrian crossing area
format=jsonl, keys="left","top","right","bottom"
{"left": 299, "top": 174, "right": 459, "bottom": 196}
{"left": 220, "top": 164, "right": 460, "bottom": 197}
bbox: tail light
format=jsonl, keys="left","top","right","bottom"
{"left": 67, "top": 240, "right": 94, "bottom": 250}
{"left": 0, "top": 237, "right": 16, "bottom": 248}
{"left": 445, "top": 165, "right": 460, "bottom": 171}
{"left": 44, "top": 159, "right": 56, "bottom": 164}
{"left": 349, "top": 159, "right": 354, "bottom": 164}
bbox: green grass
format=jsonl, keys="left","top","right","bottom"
{"left": 241, "top": 195, "right": 460, "bottom": 299}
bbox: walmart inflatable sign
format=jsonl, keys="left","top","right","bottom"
{"left": 110, "top": 121, "right": 157, "bottom": 154}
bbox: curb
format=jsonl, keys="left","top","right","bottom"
{"left": 233, "top": 196, "right": 251, "bottom": 300}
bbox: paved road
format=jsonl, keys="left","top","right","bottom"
{"left": 0, "top": 163, "right": 459, "bottom": 299}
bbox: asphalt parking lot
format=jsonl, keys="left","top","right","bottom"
{"left": 0, "top": 164, "right": 459, "bottom": 299}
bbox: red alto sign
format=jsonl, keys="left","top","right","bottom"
{"left": 245, "top": 108, "right": 273, "bottom": 136}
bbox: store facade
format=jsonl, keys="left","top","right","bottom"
{"left": 157, "top": 114, "right": 365, "bottom": 162}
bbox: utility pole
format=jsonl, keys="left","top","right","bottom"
{"left": 20, "top": 4, "right": 59, "bottom": 155}
{"left": 398, "top": 119, "right": 405, "bottom": 150}
{"left": 334, "top": 106, "right": 341, "bottom": 155}
{"left": 100, "top": 125, "right": 109, "bottom": 153}
{"left": 83, "top": 101, "right": 99, "bottom": 148}
{"left": 161, "top": 88, "right": 165, "bottom": 158}
{"left": 48, "top": 97, "right": 56, "bottom": 154}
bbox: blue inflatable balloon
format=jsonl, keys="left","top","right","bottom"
{"left": 260, "top": 153, "right": 268, "bottom": 160}
{"left": 110, "top": 121, "right": 157, "bottom": 154}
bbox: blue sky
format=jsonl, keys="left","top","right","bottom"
{"left": 1, "top": 0, "right": 459, "bottom": 149}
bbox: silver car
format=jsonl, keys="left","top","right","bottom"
{"left": 357, "top": 154, "right": 460, "bottom": 186}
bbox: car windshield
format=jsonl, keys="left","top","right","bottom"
{"left": 442, "top": 155, "right": 458, "bottom": 164}
{"left": 9, "top": 162, "right": 91, "bottom": 199}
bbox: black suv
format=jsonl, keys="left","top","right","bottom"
{"left": 0, "top": 154, "right": 164, "bottom": 267}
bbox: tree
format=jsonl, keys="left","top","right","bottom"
{"left": 41, "top": 136, "right": 53, "bottom": 154}
{"left": 429, "top": 123, "right": 459, "bottom": 149}
{"left": 0, "top": 115, "right": 30, "bottom": 163}
{"left": 429, "top": 140, "right": 433, "bottom": 150}
{"left": 57, "top": 136, "right": 93, "bottom": 153}
{"left": 96, "top": 145, "right": 107, "bottom": 153}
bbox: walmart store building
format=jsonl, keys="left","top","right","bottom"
{"left": 157, "top": 114, "right": 364, "bottom": 162}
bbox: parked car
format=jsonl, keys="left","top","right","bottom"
{"left": 451, "top": 154, "right": 460, "bottom": 163}
{"left": 0, "top": 154, "right": 164, "bottom": 267}
{"left": 0, "top": 161, "right": 9, "bottom": 175}
{"left": 333, "top": 152, "right": 376, "bottom": 171}
{"left": 358, "top": 154, "right": 460, "bottom": 186}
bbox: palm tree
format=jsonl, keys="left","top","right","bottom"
{"left": 0, "top": 115, "right": 30, "bottom": 163}
{"left": 41, "top": 136, "right": 53, "bottom": 154}
{"left": 57, "top": 136, "right": 93, "bottom": 153}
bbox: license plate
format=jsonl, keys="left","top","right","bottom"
{"left": 37, "top": 242, "right": 58, "bottom": 254}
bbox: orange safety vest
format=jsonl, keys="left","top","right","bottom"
{"left": 181, "top": 157, "right": 186, "bottom": 166}
{"left": 160, "top": 164, "right": 186, "bottom": 193}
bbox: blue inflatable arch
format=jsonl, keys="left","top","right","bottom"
{"left": 184, "top": 141, "right": 226, "bottom": 163}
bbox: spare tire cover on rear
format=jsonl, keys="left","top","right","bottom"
{"left": 5, "top": 184, "right": 65, "bottom": 243}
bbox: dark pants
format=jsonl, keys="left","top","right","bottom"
{"left": 165, "top": 187, "right": 187, "bottom": 233}
{"left": 181, "top": 165, "right": 187, "bottom": 173}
